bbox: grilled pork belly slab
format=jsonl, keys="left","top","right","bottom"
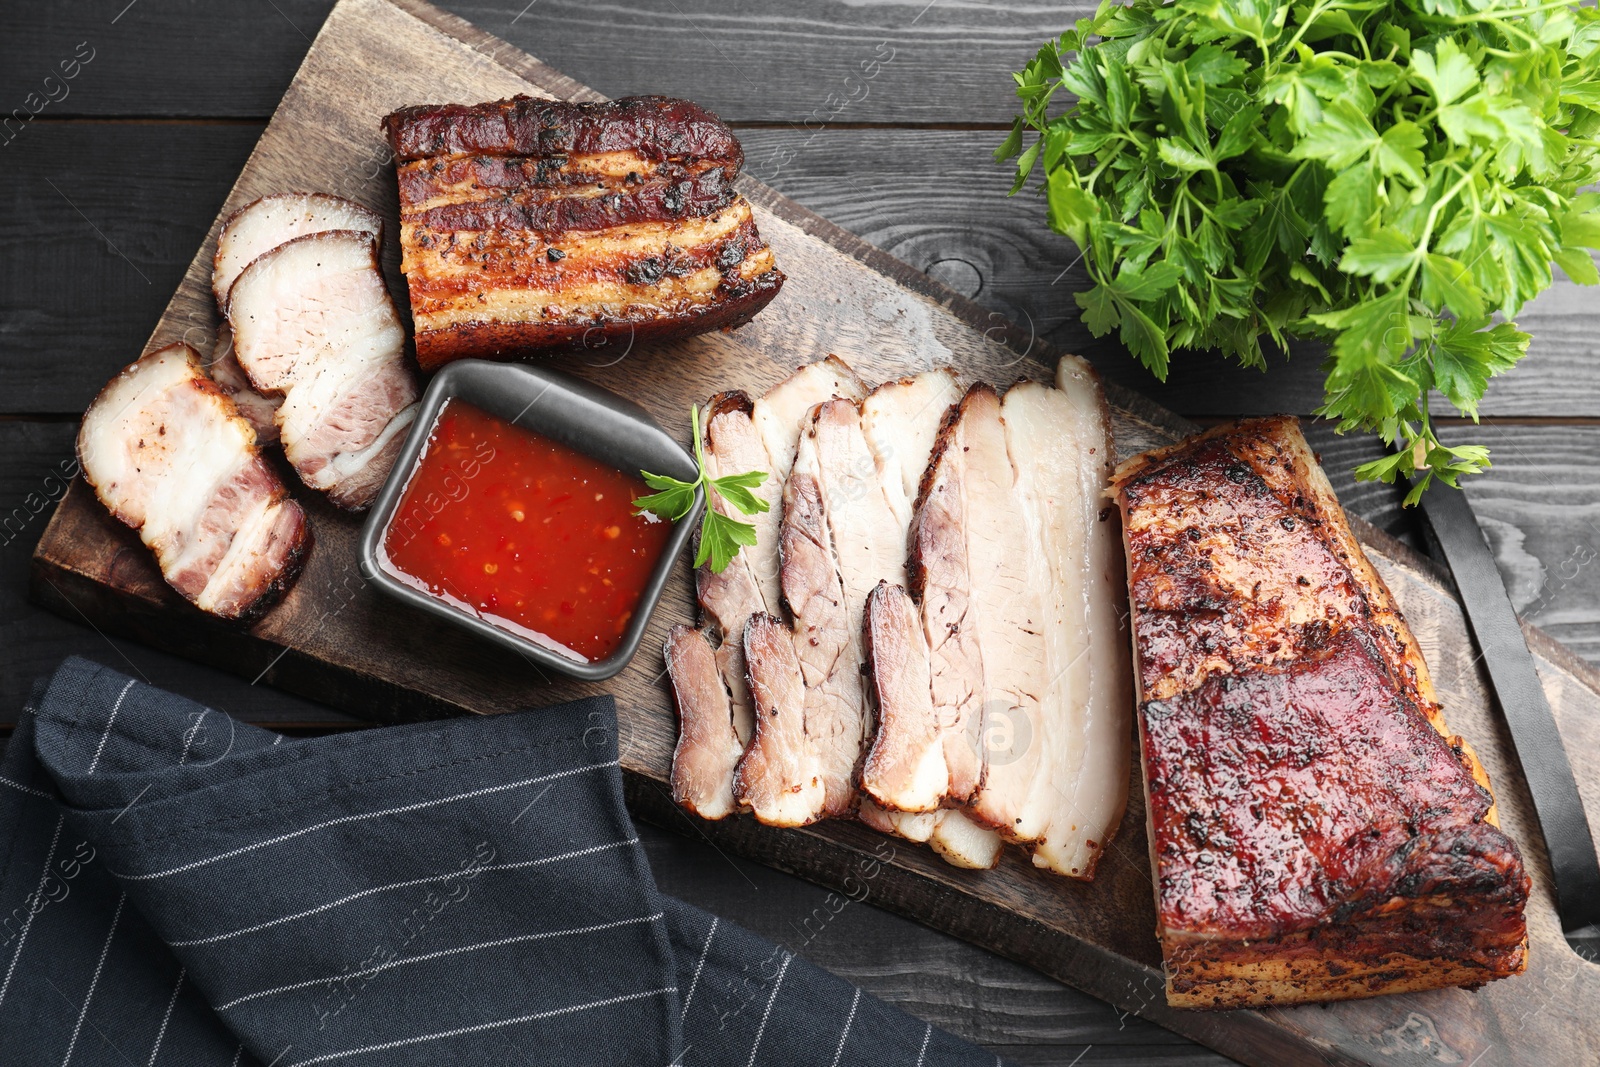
{"left": 382, "top": 95, "right": 784, "bottom": 369}
{"left": 77, "top": 343, "right": 309, "bottom": 620}
{"left": 227, "top": 230, "right": 419, "bottom": 510}
{"left": 1113, "top": 416, "right": 1529, "bottom": 1009}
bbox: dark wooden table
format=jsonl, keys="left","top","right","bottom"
{"left": 5, "top": 3, "right": 1598, "bottom": 1064}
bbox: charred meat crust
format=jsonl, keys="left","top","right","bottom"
{"left": 407, "top": 167, "right": 738, "bottom": 237}
{"left": 411, "top": 269, "right": 784, "bottom": 370}
{"left": 232, "top": 505, "right": 312, "bottom": 623}
{"left": 1114, "top": 415, "right": 1529, "bottom": 1008}
{"left": 383, "top": 95, "right": 745, "bottom": 171}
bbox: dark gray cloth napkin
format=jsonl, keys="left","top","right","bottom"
{"left": 0, "top": 657, "right": 1009, "bottom": 1066}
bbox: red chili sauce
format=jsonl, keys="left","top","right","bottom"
{"left": 380, "top": 398, "right": 673, "bottom": 662}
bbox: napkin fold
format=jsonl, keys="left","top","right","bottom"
{"left": 0, "top": 657, "right": 1008, "bottom": 1066}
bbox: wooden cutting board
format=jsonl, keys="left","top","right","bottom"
{"left": 29, "top": 1, "right": 1600, "bottom": 1062}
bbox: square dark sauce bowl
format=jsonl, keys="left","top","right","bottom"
{"left": 359, "top": 360, "right": 703, "bottom": 681}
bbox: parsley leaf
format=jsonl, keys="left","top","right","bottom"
{"left": 1005, "top": 0, "right": 1600, "bottom": 495}
{"left": 634, "top": 404, "right": 769, "bottom": 574}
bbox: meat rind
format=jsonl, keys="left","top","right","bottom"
{"left": 77, "top": 343, "right": 308, "bottom": 620}
{"left": 227, "top": 230, "right": 419, "bottom": 510}
{"left": 382, "top": 95, "right": 746, "bottom": 169}
{"left": 1112, "top": 416, "right": 1529, "bottom": 1009}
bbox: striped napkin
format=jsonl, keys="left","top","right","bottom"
{"left": 0, "top": 657, "right": 1009, "bottom": 1066}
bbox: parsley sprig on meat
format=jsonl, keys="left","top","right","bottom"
{"left": 634, "top": 405, "right": 769, "bottom": 573}
{"left": 1000, "top": 0, "right": 1600, "bottom": 499}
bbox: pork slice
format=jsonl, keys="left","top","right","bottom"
{"left": 750, "top": 355, "right": 865, "bottom": 490}
{"left": 859, "top": 368, "right": 962, "bottom": 528}
{"left": 999, "top": 372, "right": 1129, "bottom": 877}
{"left": 907, "top": 398, "right": 988, "bottom": 802}
{"left": 77, "top": 343, "right": 308, "bottom": 620}
{"left": 735, "top": 613, "right": 823, "bottom": 826}
{"left": 1046, "top": 357, "right": 1131, "bottom": 877}
{"left": 768, "top": 429, "right": 865, "bottom": 817}
{"left": 213, "top": 192, "right": 382, "bottom": 313}
{"left": 861, "top": 580, "right": 947, "bottom": 811}
{"left": 665, "top": 625, "right": 747, "bottom": 820}
{"left": 228, "top": 230, "right": 417, "bottom": 510}
{"left": 957, "top": 384, "right": 1050, "bottom": 839}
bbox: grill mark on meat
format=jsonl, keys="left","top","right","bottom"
{"left": 394, "top": 152, "right": 700, "bottom": 208}
{"left": 737, "top": 613, "right": 823, "bottom": 826}
{"left": 1113, "top": 416, "right": 1529, "bottom": 1008}
{"left": 408, "top": 168, "right": 736, "bottom": 235}
{"left": 405, "top": 216, "right": 763, "bottom": 299}
{"left": 384, "top": 96, "right": 779, "bottom": 368}
{"left": 383, "top": 95, "right": 746, "bottom": 171}
{"left": 77, "top": 343, "right": 309, "bottom": 621}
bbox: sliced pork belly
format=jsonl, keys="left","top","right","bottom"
{"left": 855, "top": 376, "right": 1002, "bottom": 866}
{"left": 382, "top": 96, "right": 784, "bottom": 368}
{"left": 227, "top": 230, "right": 419, "bottom": 510}
{"left": 665, "top": 625, "right": 745, "bottom": 820}
{"left": 213, "top": 193, "right": 382, "bottom": 311}
{"left": 945, "top": 386, "right": 1051, "bottom": 836}
{"left": 204, "top": 323, "right": 281, "bottom": 445}
{"left": 736, "top": 613, "right": 823, "bottom": 825}
{"left": 999, "top": 368, "right": 1131, "bottom": 878}
{"left": 77, "top": 343, "right": 308, "bottom": 620}
{"left": 667, "top": 358, "right": 865, "bottom": 821}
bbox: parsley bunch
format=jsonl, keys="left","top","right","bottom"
{"left": 634, "top": 405, "right": 769, "bottom": 572}
{"left": 1000, "top": 0, "right": 1600, "bottom": 499}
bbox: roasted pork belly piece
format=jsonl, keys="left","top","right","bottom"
{"left": 213, "top": 193, "right": 382, "bottom": 311}
{"left": 381, "top": 95, "right": 785, "bottom": 369}
{"left": 1112, "top": 416, "right": 1529, "bottom": 1009}
{"left": 226, "top": 229, "right": 419, "bottom": 510}
{"left": 77, "top": 343, "right": 309, "bottom": 620}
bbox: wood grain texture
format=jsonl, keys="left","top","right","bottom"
{"left": 0, "top": 0, "right": 1078, "bottom": 123}
{"left": 24, "top": 3, "right": 1600, "bottom": 1065}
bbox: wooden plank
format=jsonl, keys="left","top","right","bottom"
{"left": 0, "top": 0, "right": 1076, "bottom": 124}
{"left": 1, "top": 122, "right": 262, "bottom": 413}
{"left": 10, "top": 123, "right": 1600, "bottom": 422}
{"left": 27, "top": 3, "right": 1600, "bottom": 1064}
